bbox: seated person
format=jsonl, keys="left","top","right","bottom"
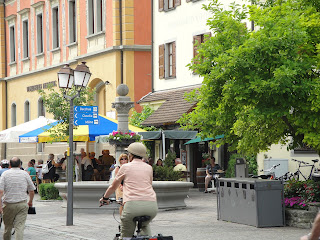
{"left": 36, "top": 159, "right": 44, "bottom": 184}
{"left": 81, "top": 151, "right": 94, "bottom": 181}
{"left": 173, "top": 158, "right": 187, "bottom": 171}
{"left": 204, "top": 157, "right": 221, "bottom": 193}
{"left": 91, "top": 152, "right": 104, "bottom": 180}
{"left": 26, "top": 160, "right": 37, "bottom": 181}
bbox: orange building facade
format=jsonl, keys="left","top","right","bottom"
{"left": 0, "top": 0, "right": 151, "bottom": 161}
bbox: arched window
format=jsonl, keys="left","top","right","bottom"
{"left": 11, "top": 103, "right": 16, "bottom": 127}
{"left": 38, "top": 98, "right": 45, "bottom": 117}
{"left": 24, "top": 101, "right": 30, "bottom": 122}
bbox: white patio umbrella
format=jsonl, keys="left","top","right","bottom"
{"left": 0, "top": 116, "right": 57, "bottom": 143}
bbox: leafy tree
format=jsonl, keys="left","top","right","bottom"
{"left": 129, "top": 105, "right": 158, "bottom": 131}
{"left": 38, "top": 86, "right": 95, "bottom": 141}
{"left": 178, "top": 0, "right": 320, "bottom": 155}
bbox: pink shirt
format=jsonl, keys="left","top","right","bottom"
{"left": 112, "top": 158, "right": 156, "bottom": 203}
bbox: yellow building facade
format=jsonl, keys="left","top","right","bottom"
{"left": 0, "top": 0, "right": 152, "bottom": 163}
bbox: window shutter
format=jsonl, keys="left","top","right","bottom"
{"left": 175, "top": 0, "right": 181, "bottom": 6}
{"left": 172, "top": 42, "right": 176, "bottom": 77}
{"left": 193, "top": 35, "right": 202, "bottom": 58}
{"left": 159, "top": 0, "right": 164, "bottom": 12}
{"left": 159, "top": 44, "right": 165, "bottom": 79}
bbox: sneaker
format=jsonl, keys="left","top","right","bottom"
{"left": 204, "top": 190, "right": 208, "bottom": 193}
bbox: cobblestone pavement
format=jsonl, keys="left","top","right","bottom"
{"left": 1, "top": 189, "right": 310, "bottom": 240}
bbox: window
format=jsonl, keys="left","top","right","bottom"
{"left": 69, "top": 0, "right": 76, "bottom": 43}
{"left": 24, "top": 101, "right": 30, "bottom": 122}
{"left": 159, "top": 41, "right": 176, "bottom": 79}
{"left": 159, "top": 0, "right": 181, "bottom": 12}
{"left": 9, "top": 26, "right": 16, "bottom": 62}
{"left": 52, "top": 7, "right": 59, "bottom": 49}
{"left": 88, "top": 0, "right": 103, "bottom": 35}
{"left": 193, "top": 32, "right": 211, "bottom": 58}
{"left": 11, "top": 103, "right": 16, "bottom": 127}
{"left": 22, "top": 20, "right": 29, "bottom": 58}
{"left": 38, "top": 98, "right": 45, "bottom": 117}
{"left": 37, "top": 143, "right": 44, "bottom": 153}
{"left": 37, "top": 14, "right": 43, "bottom": 54}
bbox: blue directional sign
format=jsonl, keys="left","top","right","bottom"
{"left": 74, "top": 119, "right": 99, "bottom": 126}
{"left": 74, "top": 106, "right": 98, "bottom": 112}
{"left": 74, "top": 112, "right": 98, "bottom": 120}
{"left": 74, "top": 106, "right": 99, "bottom": 126}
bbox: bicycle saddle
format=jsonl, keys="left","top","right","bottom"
{"left": 133, "top": 215, "right": 151, "bottom": 223}
{"left": 312, "top": 159, "right": 319, "bottom": 163}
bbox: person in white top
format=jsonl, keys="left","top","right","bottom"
{"left": 81, "top": 151, "right": 93, "bottom": 181}
{"left": 0, "top": 157, "right": 35, "bottom": 240}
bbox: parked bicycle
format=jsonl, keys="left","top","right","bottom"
{"left": 290, "top": 159, "right": 319, "bottom": 181}
{"left": 99, "top": 198, "right": 173, "bottom": 240}
{"left": 250, "top": 164, "right": 280, "bottom": 179}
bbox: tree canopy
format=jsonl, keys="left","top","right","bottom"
{"left": 178, "top": 0, "right": 320, "bottom": 154}
{"left": 38, "top": 86, "right": 95, "bottom": 140}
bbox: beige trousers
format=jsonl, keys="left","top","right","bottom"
{"left": 3, "top": 201, "right": 28, "bottom": 240}
{"left": 120, "top": 201, "right": 158, "bottom": 238}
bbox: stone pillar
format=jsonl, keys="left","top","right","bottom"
{"left": 112, "top": 84, "right": 134, "bottom": 162}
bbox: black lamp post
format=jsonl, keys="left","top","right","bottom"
{"left": 57, "top": 62, "right": 91, "bottom": 226}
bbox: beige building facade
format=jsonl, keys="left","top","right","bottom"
{"left": 0, "top": 0, "right": 152, "bottom": 165}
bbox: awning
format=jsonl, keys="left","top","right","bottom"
{"left": 138, "top": 130, "right": 198, "bottom": 140}
{"left": 184, "top": 135, "right": 224, "bottom": 145}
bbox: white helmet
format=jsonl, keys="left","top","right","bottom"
{"left": 1, "top": 159, "right": 9, "bottom": 166}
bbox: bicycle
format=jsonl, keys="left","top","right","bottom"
{"left": 99, "top": 198, "right": 173, "bottom": 240}
{"left": 291, "top": 159, "right": 319, "bottom": 181}
{"left": 250, "top": 164, "right": 280, "bottom": 179}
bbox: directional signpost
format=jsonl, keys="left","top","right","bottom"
{"left": 74, "top": 106, "right": 99, "bottom": 126}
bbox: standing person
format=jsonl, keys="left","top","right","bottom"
{"left": 43, "top": 153, "right": 59, "bottom": 183}
{"left": 301, "top": 213, "right": 320, "bottom": 239}
{"left": 0, "top": 157, "right": 35, "bottom": 240}
{"left": 100, "top": 142, "right": 157, "bottom": 239}
{"left": 114, "top": 153, "right": 128, "bottom": 215}
{"left": 101, "top": 150, "right": 115, "bottom": 180}
{"left": 0, "top": 160, "right": 10, "bottom": 176}
{"left": 204, "top": 157, "right": 221, "bottom": 193}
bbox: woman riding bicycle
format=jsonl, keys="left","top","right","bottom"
{"left": 100, "top": 142, "right": 158, "bottom": 239}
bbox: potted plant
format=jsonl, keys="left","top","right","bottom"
{"left": 103, "top": 131, "right": 141, "bottom": 146}
{"left": 284, "top": 180, "right": 320, "bottom": 228}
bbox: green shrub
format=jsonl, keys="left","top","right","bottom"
{"left": 153, "top": 165, "right": 182, "bottom": 181}
{"left": 225, "top": 153, "right": 257, "bottom": 178}
{"left": 38, "top": 183, "right": 62, "bottom": 200}
{"left": 153, "top": 151, "right": 183, "bottom": 181}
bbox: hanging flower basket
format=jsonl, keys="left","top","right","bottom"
{"left": 108, "top": 139, "right": 137, "bottom": 146}
{"left": 103, "top": 131, "right": 142, "bottom": 146}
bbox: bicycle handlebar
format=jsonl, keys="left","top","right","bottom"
{"left": 292, "top": 159, "right": 308, "bottom": 165}
{"left": 261, "top": 164, "right": 281, "bottom": 173}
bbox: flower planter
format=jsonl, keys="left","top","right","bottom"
{"left": 55, "top": 181, "right": 193, "bottom": 210}
{"left": 108, "top": 139, "right": 136, "bottom": 146}
{"left": 285, "top": 208, "right": 318, "bottom": 228}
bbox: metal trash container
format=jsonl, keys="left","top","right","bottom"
{"left": 217, "top": 178, "right": 285, "bottom": 227}
{"left": 235, "top": 158, "right": 248, "bottom": 178}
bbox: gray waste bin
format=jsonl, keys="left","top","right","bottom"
{"left": 217, "top": 178, "right": 284, "bottom": 227}
{"left": 235, "top": 158, "right": 248, "bottom": 178}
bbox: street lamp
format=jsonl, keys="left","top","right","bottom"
{"left": 57, "top": 61, "right": 91, "bottom": 226}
